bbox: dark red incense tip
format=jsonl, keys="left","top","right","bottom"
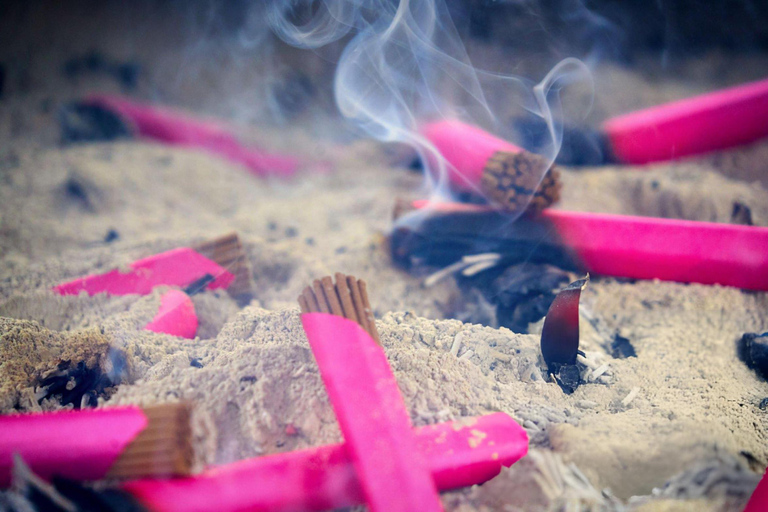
{"left": 540, "top": 275, "right": 588, "bottom": 370}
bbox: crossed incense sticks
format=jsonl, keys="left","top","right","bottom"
{"left": 6, "top": 274, "right": 529, "bottom": 511}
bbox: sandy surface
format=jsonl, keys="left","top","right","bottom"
{"left": 1, "top": 45, "right": 768, "bottom": 510}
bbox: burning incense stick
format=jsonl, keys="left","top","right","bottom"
{"left": 300, "top": 275, "right": 442, "bottom": 511}
{"left": 123, "top": 412, "right": 528, "bottom": 512}
{"left": 421, "top": 119, "right": 561, "bottom": 214}
{"left": 392, "top": 200, "right": 768, "bottom": 291}
{"left": 0, "top": 404, "right": 193, "bottom": 487}
{"left": 144, "top": 290, "right": 198, "bottom": 339}
{"left": 83, "top": 95, "right": 302, "bottom": 177}
{"left": 54, "top": 232, "right": 250, "bottom": 298}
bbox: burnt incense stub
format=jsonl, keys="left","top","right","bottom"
{"left": 481, "top": 151, "right": 561, "bottom": 214}
{"left": 540, "top": 275, "right": 589, "bottom": 393}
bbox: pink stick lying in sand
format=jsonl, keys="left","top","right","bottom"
{"left": 144, "top": 289, "right": 198, "bottom": 339}
{"left": 85, "top": 94, "right": 302, "bottom": 177}
{"left": 603, "top": 77, "right": 768, "bottom": 164}
{"left": 407, "top": 200, "right": 768, "bottom": 291}
{"left": 421, "top": 119, "right": 522, "bottom": 190}
{"left": 53, "top": 247, "right": 233, "bottom": 296}
{"left": 123, "top": 412, "right": 528, "bottom": 512}
{"left": 744, "top": 468, "right": 768, "bottom": 512}
{"left": 301, "top": 313, "right": 444, "bottom": 512}
{"left": 0, "top": 407, "right": 148, "bottom": 487}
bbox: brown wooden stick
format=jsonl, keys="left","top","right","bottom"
{"left": 303, "top": 287, "right": 320, "bottom": 313}
{"left": 298, "top": 294, "right": 310, "bottom": 314}
{"left": 358, "top": 280, "right": 381, "bottom": 343}
{"left": 322, "top": 276, "right": 344, "bottom": 316}
{"left": 312, "top": 280, "right": 330, "bottom": 313}
{"left": 334, "top": 273, "right": 359, "bottom": 323}
{"left": 347, "top": 276, "right": 370, "bottom": 336}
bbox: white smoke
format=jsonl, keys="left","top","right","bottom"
{"left": 266, "top": 0, "right": 592, "bottom": 204}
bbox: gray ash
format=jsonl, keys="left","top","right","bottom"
{"left": 611, "top": 333, "right": 637, "bottom": 358}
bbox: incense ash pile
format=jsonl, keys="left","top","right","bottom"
{"left": 2, "top": 7, "right": 768, "bottom": 511}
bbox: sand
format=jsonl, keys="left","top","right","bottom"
{"left": 1, "top": 55, "right": 768, "bottom": 510}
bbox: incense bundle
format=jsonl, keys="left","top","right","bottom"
{"left": 300, "top": 275, "right": 443, "bottom": 511}
{"left": 392, "top": 201, "right": 768, "bottom": 291}
{"left": 123, "top": 412, "right": 528, "bottom": 512}
{"left": 144, "top": 290, "right": 198, "bottom": 339}
{"left": 603, "top": 77, "right": 768, "bottom": 164}
{"left": 299, "top": 273, "right": 379, "bottom": 342}
{"left": 54, "top": 233, "right": 249, "bottom": 297}
{"left": 421, "top": 120, "right": 561, "bottom": 214}
{"left": 84, "top": 95, "right": 302, "bottom": 177}
{"left": 0, "top": 404, "right": 193, "bottom": 487}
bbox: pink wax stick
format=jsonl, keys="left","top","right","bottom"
{"left": 301, "top": 313, "right": 444, "bottom": 512}
{"left": 604, "top": 77, "right": 768, "bottom": 164}
{"left": 0, "top": 408, "right": 148, "bottom": 487}
{"left": 421, "top": 119, "right": 522, "bottom": 190}
{"left": 123, "top": 412, "right": 528, "bottom": 512}
{"left": 54, "top": 247, "right": 234, "bottom": 296}
{"left": 144, "top": 290, "right": 198, "bottom": 339}
{"left": 744, "top": 468, "right": 768, "bottom": 512}
{"left": 84, "top": 94, "right": 302, "bottom": 177}
{"left": 543, "top": 209, "right": 768, "bottom": 290}
{"left": 403, "top": 200, "right": 768, "bottom": 291}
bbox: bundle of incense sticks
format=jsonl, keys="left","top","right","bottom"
{"left": 300, "top": 274, "right": 443, "bottom": 511}
{"left": 420, "top": 120, "right": 561, "bottom": 214}
{"left": 144, "top": 290, "right": 198, "bottom": 339}
{"left": 391, "top": 200, "right": 768, "bottom": 291}
{"left": 0, "top": 404, "right": 193, "bottom": 487}
{"left": 299, "top": 273, "right": 379, "bottom": 342}
{"left": 123, "top": 412, "right": 528, "bottom": 512}
{"left": 83, "top": 94, "right": 302, "bottom": 177}
{"left": 54, "top": 232, "right": 250, "bottom": 298}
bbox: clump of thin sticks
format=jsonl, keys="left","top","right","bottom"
{"left": 299, "top": 273, "right": 380, "bottom": 344}
{"left": 107, "top": 402, "right": 194, "bottom": 478}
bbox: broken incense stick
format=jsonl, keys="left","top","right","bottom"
{"left": 144, "top": 290, "right": 198, "bottom": 339}
{"left": 300, "top": 276, "right": 441, "bottom": 511}
{"left": 0, "top": 404, "right": 193, "bottom": 487}
{"left": 421, "top": 119, "right": 561, "bottom": 214}
{"left": 83, "top": 95, "right": 302, "bottom": 177}
{"left": 123, "top": 412, "right": 528, "bottom": 512}
{"left": 54, "top": 232, "right": 250, "bottom": 298}
{"left": 392, "top": 200, "right": 768, "bottom": 291}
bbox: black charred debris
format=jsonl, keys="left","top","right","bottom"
{"left": 35, "top": 352, "right": 127, "bottom": 409}
{"left": 738, "top": 332, "right": 768, "bottom": 380}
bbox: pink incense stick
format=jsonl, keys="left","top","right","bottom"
{"left": 604, "top": 77, "right": 768, "bottom": 164}
{"left": 144, "top": 290, "right": 198, "bottom": 339}
{"left": 54, "top": 247, "right": 233, "bottom": 296}
{"left": 85, "top": 94, "right": 302, "bottom": 177}
{"left": 407, "top": 200, "right": 768, "bottom": 290}
{"left": 301, "top": 313, "right": 444, "bottom": 512}
{"left": 123, "top": 412, "right": 528, "bottom": 512}
{"left": 744, "top": 468, "right": 768, "bottom": 512}
{"left": 421, "top": 119, "right": 522, "bottom": 190}
{"left": 0, "top": 407, "right": 148, "bottom": 487}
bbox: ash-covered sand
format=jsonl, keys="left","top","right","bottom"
{"left": 2, "top": 66, "right": 768, "bottom": 510}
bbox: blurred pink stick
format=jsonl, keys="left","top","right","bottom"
{"left": 54, "top": 247, "right": 233, "bottom": 296}
{"left": 85, "top": 94, "right": 302, "bottom": 177}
